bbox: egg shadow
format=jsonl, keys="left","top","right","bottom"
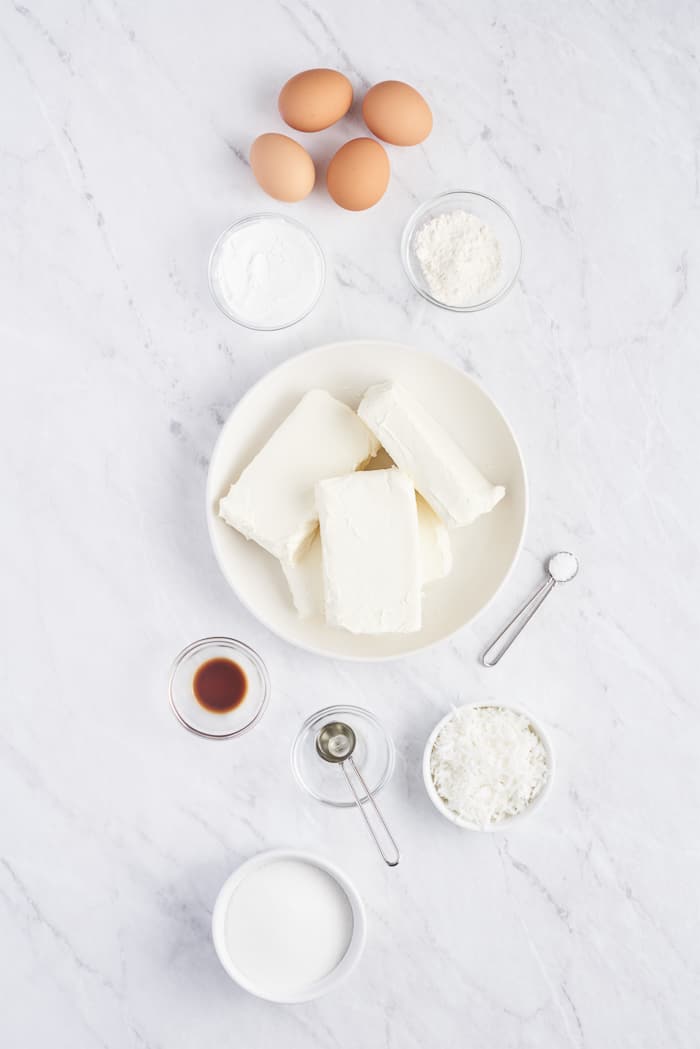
{"left": 343, "top": 93, "right": 370, "bottom": 137}
{"left": 252, "top": 70, "right": 290, "bottom": 115}
{"left": 304, "top": 127, "right": 345, "bottom": 200}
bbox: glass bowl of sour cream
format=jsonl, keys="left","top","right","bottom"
{"left": 208, "top": 213, "right": 326, "bottom": 331}
{"left": 401, "top": 191, "right": 521, "bottom": 312}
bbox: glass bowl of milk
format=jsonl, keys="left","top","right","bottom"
{"left": 211, "top": 849, "right": 366, "bottom": 1003}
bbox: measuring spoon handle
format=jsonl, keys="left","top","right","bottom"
{"left": 481, "top": 576, "right": 556, "bottom": 667}
{"left": 342, "top": 758, "right": 400, "bottom": 867}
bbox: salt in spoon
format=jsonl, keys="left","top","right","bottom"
{"left": 481, "top": 552, "right": 579, "bottom": 667}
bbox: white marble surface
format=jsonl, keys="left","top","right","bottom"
{"left": 2, "top": 1, "right": 699, "bottom": 1045}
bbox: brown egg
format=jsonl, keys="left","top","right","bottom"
{"left": 249, "top": 133, "right": 315, "bottom": 202}
{"left": 326, "top": 138, "right": 390, "bottom": 211}
{"left": 362, "top": 81, "right": 432, "bottom": 146}
{"left": 279, "top": 68, "right": 353, "bottom": 132}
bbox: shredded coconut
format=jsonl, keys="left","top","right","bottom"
{"left": 430, "top": 705, "right": 549, "bottom": 827}
{"left": 414, "top": 209, "right": 501, "bottom": 306}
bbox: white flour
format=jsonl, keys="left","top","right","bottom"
{"left": 211, "top": 216, "right": 324, "bottom": 328}
{"left": 415, "top": 209, "right": 501, "bottom": 306}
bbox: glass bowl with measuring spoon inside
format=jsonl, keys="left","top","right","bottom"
{"left": 291, "top": 705, "right": 395, "bottom": 807}
{"left": 169, "top": 637, "right": 270, "bottom": 740}
{"left": 292, "top": 705, "right": 399, "bottom": 867}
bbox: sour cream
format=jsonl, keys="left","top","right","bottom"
{"left": 213, "top": 853, "right": 362, "bottom": 1002}
{"left": 208, "top": 215, "right": 325, "bottom": 330}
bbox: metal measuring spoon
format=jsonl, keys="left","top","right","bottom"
{"left": 316, "top": 721, "right": 400, "bottom": 868}
{"left": 481, "top": 552, "right": 579, "bottom": 667}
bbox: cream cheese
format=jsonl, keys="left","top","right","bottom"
{"left": 282, "top": 532, "right": 325, "bottom": 619}
{"left": 416, "top": 494, "right": 452, "bottom": 582}
{"left": 219, "top": 390, "right": 379, "bottom": 563}
{"left": 316, "top": 468, "right": 421, "bottom": 634}
{"left": 283, "top": 492, "right": 451, "bottom": 620}
{"left": 358, "top": 382, "right": 505, "bottom": 528}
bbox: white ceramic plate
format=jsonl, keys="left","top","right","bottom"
{"left": 206, "top": 340, "right": 527, "bottom": 660}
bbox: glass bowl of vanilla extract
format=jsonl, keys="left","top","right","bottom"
{"left": 169, "top": 637, "right": 270, "bottom": 740}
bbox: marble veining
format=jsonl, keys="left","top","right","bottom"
{"left": 1, "top": 1, "right": 699, "bottom": 1046}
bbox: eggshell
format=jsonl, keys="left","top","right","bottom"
{"left": 249, "top": 133, "right": 315, "bottom": 202}
{"left": 362, "top": 81, "right": 432, "bottom": 146}
{"left": 326, "top": 138, "right": 390, "bottom": 211}
{"left": 279, "top": 68, "right": 353, "bottom": 132}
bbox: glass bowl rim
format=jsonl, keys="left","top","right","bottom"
{"left": 401, "top": 190, "right": 522, "bottom": 313}
{"left": 291, "top": 703, "right": 396, "bottom": 808}
{"left": 207, "top": 212, "right": 326, "bottom": 331}
{"left": 169, "top": 635, "right": 271, "bottom": 740}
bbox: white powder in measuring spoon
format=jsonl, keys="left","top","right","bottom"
{"left": 415, "top": 210, "right": 501, "bottom": 306}
{"left": 210, "top": 216, "right": 324, "bottom": 329}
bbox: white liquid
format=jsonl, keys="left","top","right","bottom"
{"left": 223, "top": 859, "right": 354, "bottom": 995}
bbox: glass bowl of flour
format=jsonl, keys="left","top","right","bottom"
{"left": 402, "top": 191, "right": 521, "bottom": 312}
{"left": 209, "top": 213, "right": 326, "bottom": 330}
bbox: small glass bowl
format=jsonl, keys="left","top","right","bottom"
{"left": 401, "top": 191, "right": 522, "bottom": 312}
{"left": 291, "top": 705, "right": 395, "bottom": 808}
{"left": 169, "top": 637, "right": 270, "bottom": 740}
{"left": 208, "top": 213, "right": 326, "bottom": 331}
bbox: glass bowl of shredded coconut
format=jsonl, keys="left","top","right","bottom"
{"left": 209, "top": 213, "right": 326, "bottom": 330}
{"left": 423, "top": 703, "right": 553, "bottom": 830}
{"left": 402, "top": 192, "right": 521, "bottom": 311}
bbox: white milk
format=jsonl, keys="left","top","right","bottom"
{"left": 223, "top": 858, "right": 354, "bottom": 995}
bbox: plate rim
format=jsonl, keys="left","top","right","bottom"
{"left": 205, "top": 338, "right": 529, "bottom": 662}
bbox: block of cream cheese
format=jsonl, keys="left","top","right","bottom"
{"left": 283, "top": 493, "right": 451, "bottom": 620}
{"left": 358, "top": 382, "right": 505, "bottom": 528}
{"left": 417, "top": 495, "right": 452, "bottom": 582}
{"left": 316, "top": 469, "right": 421, "bottom": 634}
{"left": 282, "top": 532, "right": 324, "bottom": 619}
{"left": 219, "top": 390, "right": 379, "bottom": 563}
{"left": 365, "top": 448, "right": 451, "bottom": 583}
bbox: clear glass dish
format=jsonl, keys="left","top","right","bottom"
{"left": 291, "top": 705, "right": 395, "bottom": 808}
{"left": 208, "top": 213, "right": 326, "bottom": 331}
{"left": 169, "top": 636, "right": 270, "bottom": 740}
{"left": 401, "top": 190, "right": 522, "bottom": 312}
